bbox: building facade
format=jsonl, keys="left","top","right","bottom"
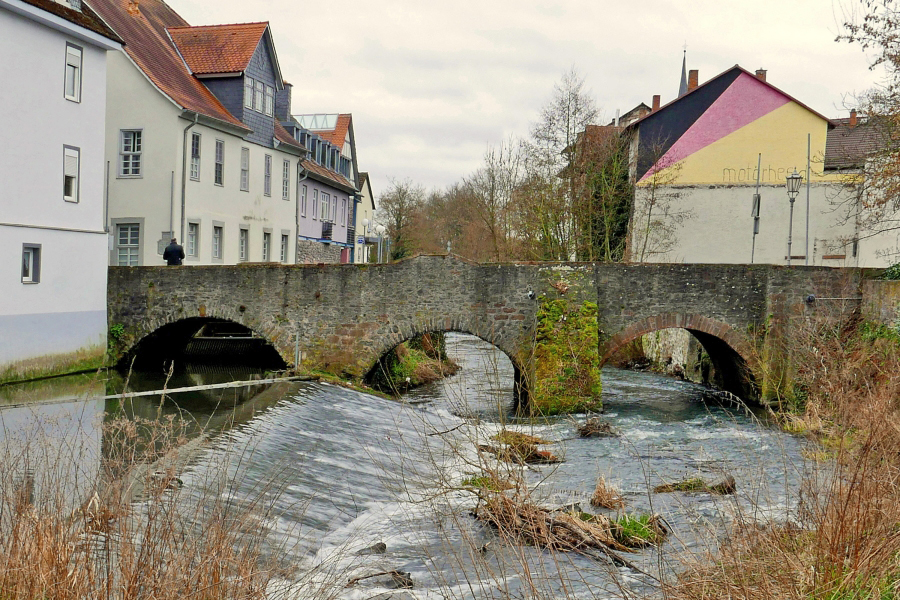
{"left": 0, "top": 0, "right": 120, "bottom": 378}
{"left": 90, "top": 0, "right": 310, "bottom": 267}
{"left": 626, "top": 66, "right": 895, "bottom": 267}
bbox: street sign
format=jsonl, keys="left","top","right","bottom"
{"left": 357, "top": 237, "right": 365, "bottom": 245}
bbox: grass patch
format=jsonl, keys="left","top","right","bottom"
{"left": 613, "top": 514, "right": 667, "bottom": 547}
{"left": 0, "top": 346, "right": 106, "bottom": 385}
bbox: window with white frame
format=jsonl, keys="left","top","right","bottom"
{"left": 341, "top": 197, "right": 346, "bottom": 226}
{"left": 63, "top": 146, "right": 79, "bottom": 202}
{"left": 300, "top": 184, "right": 307, "bottom": 216}
{"left": 240, "top": 147, "right": 249, "bottom": 191}
{"left": 262, "top": 232, "right": 271, "bottom": 261}
{"left": 239, "top": 228, "right": 248, "bottom": 261}
{"left": 190, "top": 133, "right": 201, "bottom": 180}
{"left": 282, "top": 160, "right": 290, "bottom": 200}
{"left": 120, "top": 130, "right": 142, "bottom": 177}
{"left": 320, "top": 192, "right": 330, "bottom": 221}
{"left": 21, "top": 244, "right": 41, "bottom": 283}
{"left": 254, "top": 80, "right": 264, "bottom": 112}
{"left": 187, "top": 222, "right": 198, "bottom": 256}
{"left": 244, "top": 77, "right": 254, "bottom": 109}
{"left": 214, "top": 140, "right": 224, "bottom": 185}
{"left": 280, "top": 234, "right": 288, "bottom": 262}
{"left": 212, "top": 226, "right": 222, "bottom": 259}
{"left": 264, "top": 154, "right": 272, "bottom": 196}
{"left": 64, "top": 43, "right": 82, "bottom": 102}
{"left": 331, "top": 195, "right": 337, "bottom": 222}
{"left": 116, "top": 223, "right": 140, "bottom": 266}
{"left": 265, "top": 85, "right": 274, "bottom": 116}
{"left": 312, "top": 189, "right": 318, "bottom": 220}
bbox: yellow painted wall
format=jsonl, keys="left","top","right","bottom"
{"left": 644, "top": 102, "right": 842, "bottom": 186}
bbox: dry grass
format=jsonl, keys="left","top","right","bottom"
{"left": 590, "top": 476, "right": 625, "bottom": 509}
{"left": 0, "top": 400, "right": 292, "bottom": 599}
{"left": 669, "top": 315, "right": 900, "bottom": 599}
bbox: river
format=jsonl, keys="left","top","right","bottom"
{"left": 0, "top": 333, "right": 811, "bottom": 599}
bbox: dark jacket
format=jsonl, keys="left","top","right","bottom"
{"left": 163, "top": 242, "right": 185, "bottom": 265}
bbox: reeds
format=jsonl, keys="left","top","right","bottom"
{"left": 669, "top": 315, "right": 900, "bottom": 598}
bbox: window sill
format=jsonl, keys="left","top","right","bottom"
{"left": 21, "top": 280, "right": 40, "bottom": 285}
{"left": 64, "top": 96, "right": 80, "bottom": 103}
{"left": 117, "top": 175, "right": 143, "bottom": 180}
{"left": 190, "top": 177, "right": 200, "bottom": 182}
{"left": 64, "top": 198, "right": 79, "bottom": 203}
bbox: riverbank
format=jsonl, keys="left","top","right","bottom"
{"left": 668, "top": 317, "right": 900, "bottom": 598}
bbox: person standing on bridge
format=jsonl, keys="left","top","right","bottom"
{"left": 163, "top": 237, "right": 184, "bottom": 266}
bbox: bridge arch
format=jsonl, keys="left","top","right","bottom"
{"left": 120, "top": 315, "right": 287, "bottom": 371}
{"left": 599, "top": 313, "right": 757, "bottom": 399}
{"left": 359, "top": 319, "right": 529, "bottom": 410}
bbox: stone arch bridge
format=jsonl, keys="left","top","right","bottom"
{"left": 107, "top": 254, "right": 862, "bottom": 403}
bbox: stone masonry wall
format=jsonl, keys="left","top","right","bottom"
{"left": 297, "top": 239, "right": 342, "bottom": 264}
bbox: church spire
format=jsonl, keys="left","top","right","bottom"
{"left": 678, "top": 48, "right": 688, "bottom": 97}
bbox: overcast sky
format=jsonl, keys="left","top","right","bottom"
{"left": 171, "top": 0, "right": 884, "bottom": 197}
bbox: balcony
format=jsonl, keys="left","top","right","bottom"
{"left": 346, "top": 226, "right": 355, "bottom": 245}
{"left": 321, "top": 221, "right": 333, "bottom": 241}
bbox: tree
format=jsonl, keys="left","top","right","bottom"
{"left": 463, "top": 138, "right": 522, "bottom": 261}
{"left": 838, "top": 1, "right": 900, "bottom": 239}
{"left": 378, "top": 178, "right": 425, "bottom": 261}
{"left": 518, "top": 67, "right": 600, "bottom": 260}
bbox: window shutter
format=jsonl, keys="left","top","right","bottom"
{"left": 64, "top": 150, "right": 78, "bottom": 177}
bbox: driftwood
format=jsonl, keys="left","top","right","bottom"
{"left": 477, "top": 443, "right": 561, "bottom": 465}
{"left": 346, "top": 570, "right": 413, "bottom": 589}
{"left": 654, "top": 475, "right": 736, "bottom": 495}
{"left": 474, "top": 494, "right": 661, "bottom": 582}
{"left": 577, "top": 418, "right": 619, "bottom": 438}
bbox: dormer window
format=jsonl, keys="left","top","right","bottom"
{"left": 254, "top": 80, "right": 264, "bottom": 112}
{"left": 244, "top": 77, "right": 254, "bottom": 109}
{"left": 265, "top": 85, "right": 274, "bottom": 116}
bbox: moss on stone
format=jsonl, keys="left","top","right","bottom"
{"left": 529, "top": 297, "right": 602, "bottom": 416}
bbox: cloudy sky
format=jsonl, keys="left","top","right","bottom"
{"left": 171, "top": 0, "right": 884, "bottom": 197}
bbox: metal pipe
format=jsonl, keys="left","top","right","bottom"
{"left": 751, "top": 153, "right": 761, "bottom": 263}
{"left": 295, "top": 158, "right": 309, "bottom": 264}
{"left": 787, "top": 197, "right": 795, "bottom": 266}
{"left": 104, "top": 160, "right": 110, "bottom": 232}
{"left": 180, "top": 114, "right": 199, "bottom": 242}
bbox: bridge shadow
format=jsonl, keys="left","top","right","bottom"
{"left": 120, "top": 317, "right": 286, "bottom": 373}
{"left": 601, "top": 315, "right": 758, "bottom": 401}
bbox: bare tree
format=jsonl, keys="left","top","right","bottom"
{"left": 518, "top": 67, "right": 600, "bottom": 260}
{"left": 378, "top": 178, "right": 425, "bottom": 261}
{"left": 463, "top": 138, "right": 522, "bottom": 261}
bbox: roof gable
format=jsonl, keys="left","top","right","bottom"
{"left": 89, "top": 0, "right": 250, "bottom": 130}
{"left": 167, "top": 22, "right": 268, "bottom": 76}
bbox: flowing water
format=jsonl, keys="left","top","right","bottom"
{"left": 0, "top": 333, "right": 812, "bottom": 599}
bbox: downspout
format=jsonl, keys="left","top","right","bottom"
{"left": 295, "top": 158, "right": 309, "bottom": 264}
{"left": 180, "top": 113, "right": 199, "bottom": 242}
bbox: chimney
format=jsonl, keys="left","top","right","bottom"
{"left": 850, "top": 109, "right": 858, "bottom": 127}
{"left": 652, "top": 95, "right": 660, "bottom": 112}
{"left": 688, "top": 70, "right": 699, "bottom": 91}
{"left": 755, "top": 69, "right": 767, "bottom": 82}
{"left": 275, "top": 82, "right": 292, "bottom": 122}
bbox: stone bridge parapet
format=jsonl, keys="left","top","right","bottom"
{"left": 108, "top": 255, "right": 864, "bottom": 401}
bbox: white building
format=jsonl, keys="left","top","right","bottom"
{"left": 90, "top": 0, "right": 307, "bottom": 266}
{"left": 0, "top": 0, "right": 120, "bottom": 380}
{"left": 355, "top": 173, "right": 376, "bottom": 263}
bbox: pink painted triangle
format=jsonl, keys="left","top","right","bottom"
{"left": 641, "top": 73, "right": 790, "bottom": 180}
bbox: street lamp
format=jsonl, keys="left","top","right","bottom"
{"left": 785, "top": 170, "right": 803, "bottom": 266}
{"left": 375, "top": 224, "right": 386, "bottom": 263}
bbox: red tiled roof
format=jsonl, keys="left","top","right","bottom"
{"left": 20, "top": 0, "right": 122, "bottom": 42}
{"left": 274, "top": 121, "right": 303, "bottom": 151}
{"left": 88, "top": 0, "right": 248, "bottom": 130}
{"left": 825, "top": 117, "right": 883, "bottom": 170}
{"left": 312, "top": 114, "right": 351, "bottom": 149}
{"left": 168, "top": 22, "right": 267, "bottom": 75}
{"left": 302, "top": 159, "right": 355, "bottom": 192}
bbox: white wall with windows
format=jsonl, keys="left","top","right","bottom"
{"left": 105, "top": 51, "right": 300, "bottom": 266}
{"left": 0, "top": 0, "right": 116, "bottom": 371}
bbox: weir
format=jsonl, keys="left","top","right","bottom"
{"left": 108, "top": 254, "right": 863, "bottom": 403}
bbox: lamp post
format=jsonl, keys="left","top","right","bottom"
{"left": 785, "top": 170, "right": 803, "bottom": 266}
{"left": 361, "top": 218, "right": 369, "bottom": 263}
{"left": 375, "top": 224, "right": 386, "bottom": 263}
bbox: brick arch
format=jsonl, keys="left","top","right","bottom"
{"left": 599, "top": 313, "right": 757, "bottom": 399}
{"left": 120, "top": 313, "right": 290, "bottom": 368}
{"left": 361, "top": 318, "right": 529, "bottom": 409}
